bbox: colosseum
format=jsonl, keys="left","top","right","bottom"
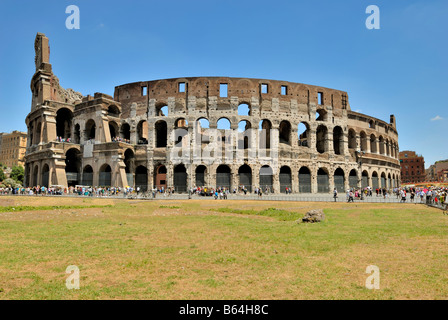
{"left": 24, "top": 33, "right": 401, "bottom": 193}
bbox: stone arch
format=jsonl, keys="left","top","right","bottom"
{"left": 348, "top": 129, "right": 357, "bottom": 150}
{"left": 109, "top": 121, "right": 119, "bottom": 141}
{"left": 56, "top": 108, "right": 73, "bottom": 140}
{"left": 259, "top": 119, "right": 272, "bottom": 149}
{"left": 82, "top": 165, "right": 93, "bottom": 186}
{"left": 173, "top": 164, "right": 188, "bottom": 193}
{"left": 238, "top": 103, "right": 251, "bottom": 116}
{"left": 135, "top": 166, "right": 148, "bottom": 192}
{"left": 65, "top": 148, "right": 81, "bottom": 187}
{"left": 155, "top": 120, "right": 167, "bottom": 147}
{"left": 154, "top": 164, "right": 167, "bottom": 190}
{"left": 41, "top": 163, "right": 50, "bottom": 188}
{"left": 279, "top": 166, "right": 292, "bottom": 192}
{"left": 99, "top": 164, "right": 112, "bottom": 187}
{"left": 298, "top": 166, "right": 312, "bottom": 193}
{"left": 334, "top": 167, "right": 345, "bottom": 192}
{"left": 85, "top": 119, "right": 96, "bottom": 141}
{"left": 349, "top": 169, "right": 358, "bottom": 189}
{"left": 317, "top": 167, "right": 330, "bottom": 193}
{"left": 333, "top": 126, "right": 344, "bottom": 155}
{"left": 279, "top": 120, "right": 291, "bottom": 145}
{"left": 238, "top": 164, "right": 252, "bottom": 192}
{"left": 216, "top": 164, "right": 231, "bottom": 189}
{"left": 316, "top": 125, "right": 328, "bottom": 154}
{"left": 195, "top": 165, "right": 207, "bottom": 187}
{"left": 137, "top": 120, "right": 148, "bottom": 144}
{"left": 259, "top": 165, "right": 273, "bottom": 193}
{"left": 298, "top": 122, "right": 310, "bottom": 147}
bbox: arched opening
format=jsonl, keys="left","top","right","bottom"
{"left": 259, "top": 165, "right": 273, "bottom": 193}
{"left": 238, "top": 164, "right": 252, "bottom": 192}
{"left": 334, "top": 168, "right": 345, "bottom": 193}
{"left": 120, "top": 123, "right": 131, "bottom": 141}
{"left": 135, "top": 166, "right": 148, "bottom": 192}
{"left": 349, "top": 169, "right": 358, "bottom": 189}
{"left": 316, "top": 125, "right": 328, "bottom": 154}
{"left": 299, "top": 167, "right": 311, "bottom": 193}
{"left": 348, "top": 129, "right": 357, "bottom": 150}
{"left": 362, "top": 170, "right": 369, "bottom": 189}
{"left": 217, "top": 118, "right": 231, "bottom": 144}
{"left": 381, "top": 172, "right": 387, "bottom": 189}
{"left": 65, "top": 148, "right": 81, "bottom": 187}
{"left": 195, "top": 165, "right": 207, "bottom": 187}
{"left": 379, "top": 136, "right": 385, "bottom": 155}
{"left": 41, "top": 164, "right": 50, "bottom": 188}
{"left": 333, "top": 126, "right": 344, "bottom": 155}
{"left": 36, "top": 122, "right": 42, "bottom": 144}
{"left": 360, "top": 131, "right": 367, "bottom": 152}
{"left": 317, "top": 168, "right": 330, "bottom": 193}
{"left": 153, "top": 120, "right": 166, "bottom": 147}
{"left": 372, "top": 171, "right": 379, "bottom": 190}
{"left": 137, "top": 120, "right": 148, "bottom": 144}
{"left": 298, "top": 122, "right": 310, "bottom": 147}
{"left": 279, "top": 166, "right": 292, "bottom": 192}
{"left": 392, "top": 174, "right": 396, "bottom": 188}
{"left": 124, "top": 149, "right": 135, "bottom": 186}
{"left": 173, "top": 164, "right": 188, "bottom": 193}
{"left": 174, "top": 118, "right": 188, "bottom": 147}
{"left": 279, "top": 120, "right": 291, "bottom": 145}
{"left": 238, "top": 120, "right": 251, "bottom": 149}
{"left": 74, "top": 124, "right": 81, "bottom": 144}
{"left": 85, "top": 119, "right": 96, "bottom": 141}
{"left": 196, "top": 118, "right": 210, "bottom": 144}
{"left": 156, "top": 104, "right": 169, "bottom": 117}
{"left": 259, "top": 120, "right": 271, "bottom": 149}
{"left": 154, "top": 165, "right": 167, "bottom": 190}
{"left": 82, "top": 165, "right": 93, "bottom": 186}
{"left": 216, "top": 165, "right": 231, "bottom": 190}
{"left": 56, "top": 108, "right": 73, "bottom": 140}
{"left": 370, "top": 134, "right": 377, "bottom": 153}
{"left": 99, "top": 164, "right": 112, "bottom": 187}
{"left": 238, "top": 103, "right": 250, "bottom": 116}
{"left": 109, "top": 121, "right": 119, "bottom": 141}
{"left": 108, "top": 105, "right": 120, "bottom": 117}
{"left": 33, "top": 165, "right": 39, "bottom": 186}
{"left": 316, "top": 109, "right": 327, "bottom": 121}
{"left": 388, "top": 173, "right": 392, "bottom": 190}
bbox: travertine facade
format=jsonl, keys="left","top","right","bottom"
{"left": 24, "top": 33, "right": 401, "bottom": 192}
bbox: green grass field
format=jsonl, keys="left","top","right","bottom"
{"left": 0, "top": 196, "right": 446, "bottom": 300}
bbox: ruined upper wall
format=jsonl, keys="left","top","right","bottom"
{"left": 114, "top": 77, "right": 351, "bottom": 117}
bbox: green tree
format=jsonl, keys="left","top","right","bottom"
{"left": 0, "top": 167, "right": 5, "bottom": 181}
{"left": 10, "top": 165, "right": 24, "bottom": 184}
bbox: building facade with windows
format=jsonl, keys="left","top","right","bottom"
{"left": 399, "top": 151, "right": 425, "bottom": 184}
{"left": 0, "top": 131, "right": 27, "bottom": 168}
{"left": 24, "top": 33, "right": 401, "bottom": 192}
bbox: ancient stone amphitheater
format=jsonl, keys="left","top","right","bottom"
{"left": 24, "top": 33, "right": 401, "bottom": 193}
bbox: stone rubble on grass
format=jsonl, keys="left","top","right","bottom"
{"left": 300, "top": 209, "right": 325, "bottom": 223}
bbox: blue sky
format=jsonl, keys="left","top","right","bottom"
{"left": 0, "top": 0, "right": 446, "bottom": 167}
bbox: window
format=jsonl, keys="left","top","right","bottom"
{"left": 342, "top": 94, "right": 347, "bottom": 109}
{"left": 142, "top": 86, "right": 147, "bottom": 96}
{"left": 261, "top": 84, "right": 268, "bottom": 94}
{"left": 219, "top": 83, "right": 228, "bottom": 97}
{"left": 318, "top": 92, "right": 323, "bottom": 105}
{"left": 179, "top": 82, "right": 186, "bottom": 93}
{"left": 281, "top": 85, "right": 287, "bottom": 95}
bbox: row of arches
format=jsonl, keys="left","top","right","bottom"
{"left": 348, "top": 129, "right": 399, "bottom": 159}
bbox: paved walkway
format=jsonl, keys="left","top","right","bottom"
{"left": 1, "top": 193, "right": 444, "bottom": 208}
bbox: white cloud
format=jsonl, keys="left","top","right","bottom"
{"left": 430, "top": 115, "right": 443, "bottom": 121}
